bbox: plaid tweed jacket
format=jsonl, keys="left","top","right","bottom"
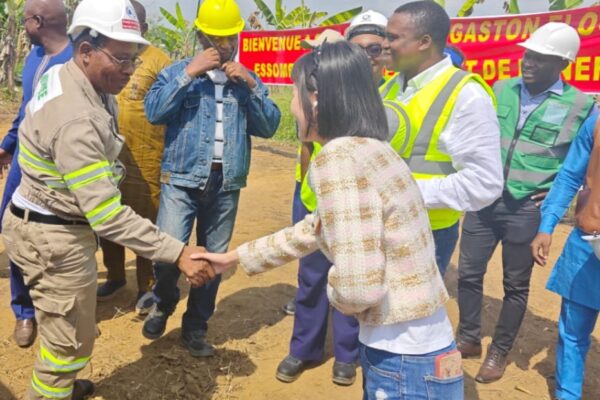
{"left": 238, "top": 136, "right": 449, "bottom": 326}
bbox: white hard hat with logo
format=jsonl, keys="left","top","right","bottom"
{"left": 518, "top": 22, "right": 580, "bottom": 62}
{"left": 68, "top": 0, "right": 150, "bottom": 46}
{"left": 345, "top": 10, "right": 388, "bottom": 40}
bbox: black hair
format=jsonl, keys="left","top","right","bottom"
{"left": 71, "top": 28, "right": 108, "bottom": 49}
{"left": 394, "top": 1, "right": 450, "bottom": 50}
{"left": 291, "top": 41, "right": 388, "bottom": 141}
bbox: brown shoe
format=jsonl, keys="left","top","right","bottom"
{"left": 14, "top": 319, "right": 36, "bottom": 348}
{"left": 475, "top": 346, "right": 508, "bottom": 383}
{"left": 456, "top": 337, "right": 482, "bottom": 359}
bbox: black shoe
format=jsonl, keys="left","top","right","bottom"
{"left": 181, "top": 330, "right": 215, "bottom": 358}
{"left": 72, "top": 379, "right": 95, "bottom": 400}
{"left": 282, "top": 299, "right": 296, "bottom": 316}
{"left": 276, "top": 355, "right": 309, "bottom": 383}
{"left": 332, "top": 361, "right": 356, "bottom": 386}
{"left": 96, "top": 280, "right": 126, "bottom": 301}
{"left": 142, "top": 307, "right": 169, "bottom": 340}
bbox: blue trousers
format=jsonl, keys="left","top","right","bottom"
{"left": 432, "top": 222, "right": 459, "bottom": 277}
{"left": 289, "top": 183, "right": 359, "bottom": 363}
{"left": 152, "top": 171, "right": 240, "bottom": 333}
{"left": 1, "top": 153, "right": 34, "bottom": 320}
{"left": 555, "top": 298, "right": 599, "bottom": 400}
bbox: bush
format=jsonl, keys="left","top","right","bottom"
{"left": 268, "top": 85, "right": 297, "bottom": 144}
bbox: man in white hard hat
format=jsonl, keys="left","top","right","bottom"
{"left": 345, "top": 10, "right": 388, "bottom": 85}
{"left": 1, "top": 0, "right": 215, "bottom": 398}
{"left": 456, "top": 22, "right": 596, "bottom": 383}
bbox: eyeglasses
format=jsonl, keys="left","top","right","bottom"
{"left": 21, "top": 15, "right": 42, "bottom": 24}
{"left": 360, "top": 43, "right": 383, "bottom": 58}
{"left": 94, "top": 46, "right": 142, "bottom": 70}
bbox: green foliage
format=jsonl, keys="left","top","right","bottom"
{"left": 251, "top": 0, "right": 362, "bottom": 29}
{"left": 146, "top": 3, "right": 197, "bottom": 59}
{"left": 268, "top": 86, "right": 297, "bottom": 143}
{"left": 549, "top": 0, "right": 584, "bottom": 10}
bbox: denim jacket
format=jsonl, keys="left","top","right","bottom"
{"left": 144, "top": 58, "right": 281, "bottom": 191}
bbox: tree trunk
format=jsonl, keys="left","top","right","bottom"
{"left": 0, "top": 14, "right": 17, "bottom": 91}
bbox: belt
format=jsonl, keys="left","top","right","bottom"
{"left": 211, "top": 163, "right": 223, "bottom": 171}
{"left": 10, "top": 203, "right": 88, "bottom": 226}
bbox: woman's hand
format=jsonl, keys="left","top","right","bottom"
{"left": 190, "top": 250, "right": 240, "bottom": 275}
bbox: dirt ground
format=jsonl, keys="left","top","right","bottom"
{"left": 0, "top": 130, "right": 599, "bottom": 400}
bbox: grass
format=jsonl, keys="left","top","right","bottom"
{"left": 267, "top": 85, "right": 297, "bottom": 144}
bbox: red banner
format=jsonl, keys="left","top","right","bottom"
{"left": 239, "top": 5, "right": 600, "bottom": 93}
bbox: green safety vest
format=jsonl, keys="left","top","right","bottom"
{"left": 495, "top": 77, "right": 594, "bottom": 200}
{"left": 379, "top": 66, "right": 496, "bottom": 230}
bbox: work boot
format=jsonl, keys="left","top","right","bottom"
{"left": 276, "top": 355, "right": 310, "bottom": 383}
{"left": 456, "top": 336, "right": 482, "bottom": 359}
{"left": 142, "top": 307, "right": 170, "bottom": 340}
{"left": 96, "top": 280, "right": 126, "bottom": 301}
{"left": 475, "top": 345, "right": 508, "bottom": 383}
{"left": 332, "top": 361, "right": 356, "bottom": 386}
{"left": 71, "top": 379, "right": 94, "bottom": 400}
{"left": 14, "top": 319, "right": 36, "bottom": 348}
{"left": 135, "top": 291, "right": 157, "bottom": 316}
{"left": 181, "top": 330, "right": 215, "bottom": 358}
{"left": 282, "top": 299, "right": 296, "bottom": 316}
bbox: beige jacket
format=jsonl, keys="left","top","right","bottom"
{"left": 238, "top": 137, "right": 448, "bottom": 326}
{"left": 17, "top": 60, "right": 183, "bottom": 264}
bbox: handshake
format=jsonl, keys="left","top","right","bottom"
{"left": 176, "top": 246, "right": 240, "bottom": 287}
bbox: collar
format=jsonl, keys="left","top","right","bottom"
{"left": 396, "top": 56, "right": 453, "bottom": 94}
{"left": 518, "top": 78, "right": 564, "bottom": 98}
{"left": 65, "top": 59, "right": 107, "bottom": 110}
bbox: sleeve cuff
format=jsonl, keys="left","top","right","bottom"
{"left": 177, "top": 69, "right": 193, "bottom": 87}
{"left": 236, "top": 242, "right": 264, "bottom": 275}
{"left": 155, "top": 234, "right": 185, "bottom": 264}
{"left": 538, "top": 217, "right": 558, "bottom": 235}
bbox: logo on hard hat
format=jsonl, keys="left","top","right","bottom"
{"left": 362, "top": 14, "right": 371, "bottom": 21}
{"left": 123, "top": 5, "right": 140, "bottom": 31}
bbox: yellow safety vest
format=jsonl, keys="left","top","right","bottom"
{"left": 295, "top": 142, "right": 321, "bottom": 212}
{"left": 379, "top": 66, "right": 496, "bottom": 230}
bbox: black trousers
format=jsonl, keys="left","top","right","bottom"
{"left": 457, "top": 193, "right": 540, "bottom": 355}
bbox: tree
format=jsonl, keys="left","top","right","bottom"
{"left": 146, "top": 3, "right": 197, "bottom": 59}
{"left": 0, "top": 0, "right": 24, "bottom": 91}
{"left": 250, "top": 0, "right": 362, "bottom": 29}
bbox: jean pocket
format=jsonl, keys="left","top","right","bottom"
{"left": 424, "top": 375, "right": 464, "bottom": 400}
{"left": 360, "top": 346, "right": 402, "bottom": 400}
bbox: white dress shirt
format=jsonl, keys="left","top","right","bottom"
{"left": 395, "top": 56, "right": 503, "bottom": 212}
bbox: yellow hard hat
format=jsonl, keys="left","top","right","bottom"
{"left": 195, "top": 0, "right": 245, "bottom": 36}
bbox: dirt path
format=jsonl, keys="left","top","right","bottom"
{"left": 0, "top": 136, "right": 598, "bottom": 400}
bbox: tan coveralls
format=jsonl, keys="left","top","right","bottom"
{"left": 2, "top": 60, "right": 184, "bottom": 400}
{"left": 100, "top": 45, "right": 171, "bottom": 292}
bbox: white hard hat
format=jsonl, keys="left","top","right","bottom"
{"left": 518, "top": 22, "right": 580, "bottom": 62}
{"left": 583, "top": 234, "right": 600, "bottom": 260}
{"left": 345, "top": 10, "right": 388, "bottom": 40}
{"left": 68, "top": 0, "right": 150, "bottom": 46}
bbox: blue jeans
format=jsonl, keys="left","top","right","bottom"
{"left": 432, "top": 222, "right": 459, "bottom": 277}
{"left": 152, "top": 170, "right": 240, "bottom": 333}
{"left": 556, "top": 298, "right": 599, "bottom": 400}
{"left": 360, "top": 342, "right": 464, "bottom": 400}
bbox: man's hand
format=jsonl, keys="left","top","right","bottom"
{"left": 531, "top": 191, "right": 548, "bottom": 208}
{"left": 191, "top": 250, "right": 239, "bottom": 275}
{"left": 222, "top": 61, "right": 257, "bottom": 89}
{"left": 176, "top": 246, "right": 216, "bottom": 287}
{"left": 531, "top": 233, "right": 552, "bottom": 266}
{"left": 185, "top": 48, "right": 221, "bottom": 78}
{"left": 0, "top": 148, "right": 12, "bottom": 179}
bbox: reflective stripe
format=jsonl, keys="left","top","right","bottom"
{"left": 383, "top": 99, "right": 411, "bottom": 153}
{"left": 558, "top": 90, "right": 593, "bottom": 144}
{"left": 46, "top": 179, "right": 69, "bottom": 190}
{"left": 379, "top": 74, "right": 398, "bottom": 98}
{"left": 64, "top": 161, "right": 112, "bottom": 190}
{"left": 18, "top": 143, "right": 61, "bottom": 177}
{"left": 40, "top": 345, "right": 90, "bottom": 373}
{"left": 500, "top": 136, "right": 570, "bottom": 159}
{"left": 85, "top": 195, "right": 123, "bottom": 227}
{"left": 406, "top": 70, "right": 467, "bottom": 175}
{"left": 31, "top": 371, "right": 73, "bottom": 399}
{"left": 507, "top": 168, "right": 555, "bottom": 183}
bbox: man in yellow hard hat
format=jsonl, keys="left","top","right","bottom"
{"left": 142, "top": 0, "right": 281, "bottom": 357}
